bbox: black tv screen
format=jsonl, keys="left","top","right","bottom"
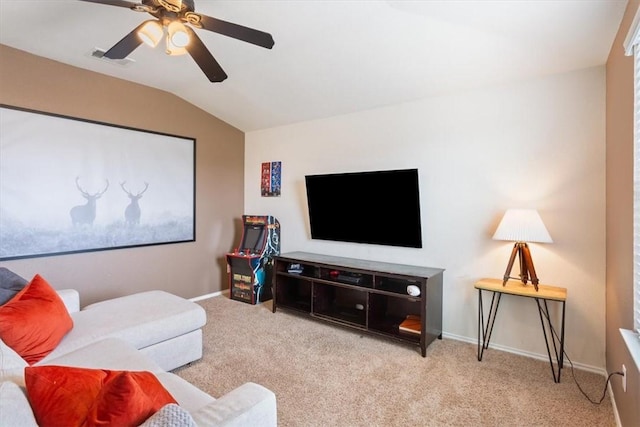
{"left": 305, "top": 169, "right": 423, "bottom": 248}
{"left": 240, "top": 225, "right": 265, "bottom": 252}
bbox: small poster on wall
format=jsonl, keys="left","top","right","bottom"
{"left": 261, "top": 161, "right": 281, "bottom": 197}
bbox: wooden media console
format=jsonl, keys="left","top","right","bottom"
{"left": 272, "top": 252, "right": 444, "bottom": 357}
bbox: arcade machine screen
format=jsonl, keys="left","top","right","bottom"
{"left": 240, "top": 226, "right": 265, "bottom": 254}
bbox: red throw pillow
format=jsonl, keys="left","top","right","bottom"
{"left": 86, "top": 370, "right": 178, "bottom": 426}
{"left": 0, "top": 274, "right": 73, "bottom": 364}
{"left": 25, "top": 365, "right": 106, "bottom": 425}
{"left": 25, "top": 366, "right": 177, "bottom": 427}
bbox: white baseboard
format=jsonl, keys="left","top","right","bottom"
{"left": 442, "top": 331, "right": 606, "bottom": 375}
{"left": 189, "top": 289, "right": 228, "bottom": 302}
{"left": 609, "top": 380, "right": 622, "bottom": 427}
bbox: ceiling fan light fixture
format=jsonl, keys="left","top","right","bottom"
{"left": 166, "top": 36, "right": 188, "bottom": 56}
{"left": 168, "top": 21, "right": 190, "bottom": 48}
{"left": 81, "top": 0, "right": 274, "bottom": 82}
{"left": 138, "top": 20, "right": 163, "bottom": 48}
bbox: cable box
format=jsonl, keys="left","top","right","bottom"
{"left": 337, "top": 274, "right": 363, "bottom": 285}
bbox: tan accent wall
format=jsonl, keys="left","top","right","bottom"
{"left": 0, "top": 44, "right": 244, "bottom": 305}
{"left": 606, "top": 1, "right": 640, "bottom": 425}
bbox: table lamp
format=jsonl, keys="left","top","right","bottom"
{"left": 492, "top": 209, "right": 552, "bottom": 291}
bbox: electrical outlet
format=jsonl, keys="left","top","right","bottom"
{"left": 622, "top": 364, "right": 627, "bottom": 393}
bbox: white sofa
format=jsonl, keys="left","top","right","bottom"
{"left": 0, "top": 269, "right": 277, "bottom": 426}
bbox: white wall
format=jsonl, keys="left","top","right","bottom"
{"left": 245, "top": 67, "right": 606, "bottom": 369}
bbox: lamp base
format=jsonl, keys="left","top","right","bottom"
{"left": 502, "top": 242, "right": 539, "bottom": 291}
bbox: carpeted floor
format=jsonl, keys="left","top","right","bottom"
{"left": 173, "top": 295, "right": 615, "bottom": 427}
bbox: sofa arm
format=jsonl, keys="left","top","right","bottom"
{"left": 56, "top": 289, "right": 80, "bottom": 313}
{"left": 190, "top": 382, "right": 276, "bottom": 427}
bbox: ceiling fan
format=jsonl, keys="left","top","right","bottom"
{"left": 80, "top": 0, "right": 274, "bottom": 82}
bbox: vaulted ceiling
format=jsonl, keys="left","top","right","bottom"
{"left": 0, "top": 0, "right": 628, "bottom": 132}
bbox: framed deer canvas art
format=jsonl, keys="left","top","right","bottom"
{"left": 0, "top": 105, "right": 195, "bottom": 260}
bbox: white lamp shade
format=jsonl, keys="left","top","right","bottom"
{"left": 165, "top": 37, "right": 188, "bottom": 56}
{"left": 492, "top": 209, "right": 553, "bottom": 243}
{"left": 168, "top": 21, "right": 190, "bottom": 48}
{"left": 138, "top": 20, "right": 163, "bottom": 48}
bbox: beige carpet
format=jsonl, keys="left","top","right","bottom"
{"left": 174, "top": 295, "right": 615, "bottom": 427}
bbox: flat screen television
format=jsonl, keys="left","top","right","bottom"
{"left": 304, "top": 168, "right": 423, "bottom": 248}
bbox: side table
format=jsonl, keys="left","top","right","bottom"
{"left": 475, "top": 278, "right": 567, "bottom": 383}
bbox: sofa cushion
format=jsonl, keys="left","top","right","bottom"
{"left": 0, "top": 267, "right": 28, "bottom": 306}
{"left": 42, "top": 290, "right": 206, "bottom": 361}
{"left": 0, "top": 338, "right": 29, "bottom": 385}
{"left": 0, "top": 274, "right": 73, "bottom": 364}
{"left": 0, "top": 381, "right": 38, "bottom": 426}
{"left": 139, "top": 329, "right": 203, "bottom": 372}
{"left": 41, "top": 337, "right": 162, "bottom": 373}
{"left": 25, "top": 365, "right": 176, "bottom": 427}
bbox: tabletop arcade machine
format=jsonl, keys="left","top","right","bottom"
{"left": 226, "top": 215, "right": 280, "bottom": 304}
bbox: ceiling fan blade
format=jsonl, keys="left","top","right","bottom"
{"left": 197, "top": 15, "right": 274, "bottom": 49}
{"left": 104, "top": 22, "right": 146, "bottom": 59}
{"left": 78, "top": 0, "right": 140, "bottom": 8}
{"left": 185, "top": 27, "right": 227, "bottom": 82}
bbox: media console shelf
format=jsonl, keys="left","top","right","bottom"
{"left": 272, "top": 252, "right": 445, "bottom": 357}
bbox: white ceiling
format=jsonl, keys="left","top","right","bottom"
{"left": 0, "top": 0, "right": 629, "bottom": 132}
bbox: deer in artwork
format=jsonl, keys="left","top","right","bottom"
{"left": 120, "top": 181, "right": 149, "bottom": 226}
{"left": 70, "top": 177, "right": 109, "bottom": 226}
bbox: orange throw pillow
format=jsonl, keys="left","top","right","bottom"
{"left": 25, "top": 366, "right": 177, "bottom": 427}
{"left": 26, "top": 365, "right": 106, "bottom": 425}
{"left": 0, "top": 274, "right": 73, "bottom": 364}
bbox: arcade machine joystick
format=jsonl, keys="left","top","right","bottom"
{"left": 225, "top": 215, "right": 280, "bottom": 304}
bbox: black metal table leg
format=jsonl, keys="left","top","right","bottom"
{"left": 477, "top": 289, "right": 482, "bottom": 360}
{"left": 535, "top": 298, "right": 565, "bottom": 383}
{"left": 559, "top": 300, "right": 565, "bottom": 372}
{"left": 478, "top": 290, "right": 502, "bottom": 361}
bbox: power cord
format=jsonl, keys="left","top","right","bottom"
{"left": 563, "top": 349, "right": 624, "bottom": 404}
{"left": 537, "top": 302, "right": 624, "bottom": 404}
